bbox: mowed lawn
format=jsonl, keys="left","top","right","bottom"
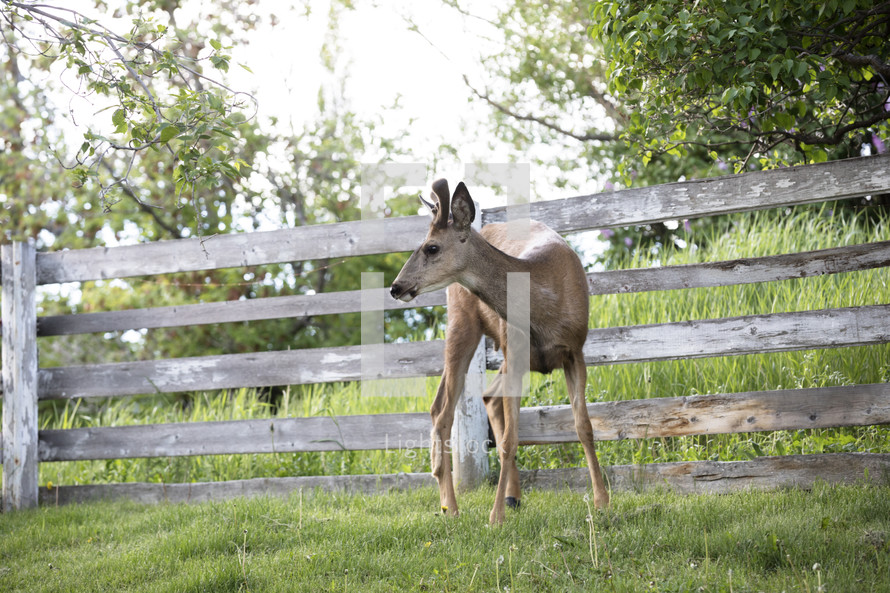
{"left": 1, "top": 482, "right": 889, "bottom": 592}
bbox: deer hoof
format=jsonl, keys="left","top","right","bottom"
{"left": 505, "top": 497, "right": 521, "bottom": 510}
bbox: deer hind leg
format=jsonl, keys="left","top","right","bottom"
{"left": 430, "top": 317, "right": 482, "bottom": 517}
{"left": 486, "top": 359, "right": 523, "bottom": 525}
{"left": 564, "top": 351, "right": 610, "bottom": 509}
{"left": 483, "top": 369, "right": 522, "bottom": 514}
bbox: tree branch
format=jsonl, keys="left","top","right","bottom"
{"left": 97, "top": 161, "right": 180, "bottom": 238}
{"left": 830, "top": 51, "right": 890, "bottom": 80}
{"left": 463, "top": 75, "right": 617, "bottom": 143}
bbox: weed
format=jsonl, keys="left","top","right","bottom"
{"left": 237, "top": 529, "right": 249, "bottom": 592}
{"left": 583, "top": 494, "right": 598, "bottom": 568}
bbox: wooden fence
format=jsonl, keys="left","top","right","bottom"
{"left": 2, "top": 154, "right": 890, "bottom": 510}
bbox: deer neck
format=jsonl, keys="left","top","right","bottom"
{"left": 459, "top": 231, "right": 532, "bottom": 321}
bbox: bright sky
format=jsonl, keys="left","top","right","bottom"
{"left": 230, "top": 2, "right": 499, "bottom": 152}
{"left": 223, "top": 1, "right": 524, "bottom": 203}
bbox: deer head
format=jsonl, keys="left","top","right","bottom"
{"left": 390, "top": 179, "right": 476, "bottom": 302}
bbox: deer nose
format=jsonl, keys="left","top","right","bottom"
{"left": 390, "top": 282, "right": 404, "bottom": 299}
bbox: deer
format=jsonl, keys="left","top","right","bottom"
{"left": 390, "top": 179, "right": 610, "bottom": 524}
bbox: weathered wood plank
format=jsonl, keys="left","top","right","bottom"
{"left": 488, "top": 303, "right": 890, "bottom": 368}
{"left": 520, "top": 453, "right": 890, "bottom": 495}
{"left": 587, "top": 240, "right": 890, "bottom": 295}
{"left": 37, "top": 382, "right": 889, "bottom": 461}
{"left": 518, "top": 382, "right": 890, "bottom": 444}
{"left": 484, "top": 153, "right": 890, "bottom": 232}
{"left": 583, "top": 303, "right": 890, "bottom": 366}
{"left": 38, "top": 412, "right": 433, "bottom": 461}
{"left": 36, "top": 453, "right": 890, "bottom": 506}
{"left": 39, "top": 473, "right": 437, "bottom": 506}
{"left": 1, "top": 240, "right": 40, "bottom": 511}
{"left": 38, "top": 288, "right": 447, "bottom": 336}
{"left": 37, "top": 340, "right": 445, "bottom": 399}
{"left": 35, "top": 215, "right": 430, "bottom": 285}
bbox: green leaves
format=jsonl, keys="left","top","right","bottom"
{"left": 3, "top": 3, "right": 256, "bottom": 213}
{"left": 112, "top": 108, "right": 127, "bottom": 132}
{"left": 591, "top": 0, "right": 890, "bottom": 175}
{"left": 158, "top": 124, "right": 181, "bottom": 143}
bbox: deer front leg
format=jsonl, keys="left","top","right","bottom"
{"left": 564, "top": 352, "right": 610, "bottom": 509}
{"left": 430, "top": 313, "right": 481, "bottom": 517}
{"left": 430, "top": 370, "right": 462, "bottom": 516}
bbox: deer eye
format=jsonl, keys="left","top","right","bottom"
{"left": 424, "top": 244, "right": 440, "bottom": 256}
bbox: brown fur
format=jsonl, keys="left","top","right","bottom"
{"left": 391, "top": 180, "right": 609, "bottom": 524}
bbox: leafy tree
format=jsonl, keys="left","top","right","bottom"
{"left": 590, "top": 0, "right": 890, "bottom": 175}
{"left": 1, "top": 1, "right": 253, "bottom": 218}
{"left": 1, "top": 1, "right": 429, "bottom": 379}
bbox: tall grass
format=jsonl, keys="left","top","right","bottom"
{"left": 38, "top": 203, "right": 890, "bottom": 487}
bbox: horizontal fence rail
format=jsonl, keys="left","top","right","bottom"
{"left": 37, "top": 453, "right": 890, "bottom": 506}
{"left": 587, "top": 240, "right": 890, "bottom": 295}
{"left": 37, "top": 340, "right": 445, "bottom": 400}
{"left": 32, "top": 383, "right": 890, "bottom": 463}
{"left": 37, "top": 412, "right": 433, "bottom": 462}
{"left": 37, "top": 288, "right": 448, "bottom": 336}
{"left": 484, "top": 153, "right": 890, "bottom": 231}
{"left": 520, "top": 453, "right": 890, "bottom": 496}
{"left": 520, "top": 382, "right": 890, "bottom": 443}
{"left": 24, "top": 153, "right": 890, "bottom": 288}
{"left": 34, "top": 215, "right": 430, "bottom": 285}
{"left": 581, "top": 303, "right": 890, "bottom": 365}
{"left": 484, "top": 303, "right": 890, "bottom": 368}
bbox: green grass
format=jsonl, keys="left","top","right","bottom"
{"left": 2, "top": 483, "right": 889, "bottom": 592}
{"left": 34, "top": 202, "right": 890, "bottom": 487}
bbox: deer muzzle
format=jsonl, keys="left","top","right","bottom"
{"left": 389, "top": 281, "right": 418, "bottom": 302}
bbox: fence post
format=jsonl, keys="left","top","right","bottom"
{"left": 2, "top": 239, "right": 39, "bottom": 511}
{"left": 450, "top": 202, "right": 490, "bottom": 491}
{"left": 451, "top": 337, "right": 490, "bottom": 491}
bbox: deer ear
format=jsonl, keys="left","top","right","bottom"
{"left": 431, "top": 178, "right": 451, "bottom": 228}
{"left": 451, "top": 182, "right": 476, "bottom": 231}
